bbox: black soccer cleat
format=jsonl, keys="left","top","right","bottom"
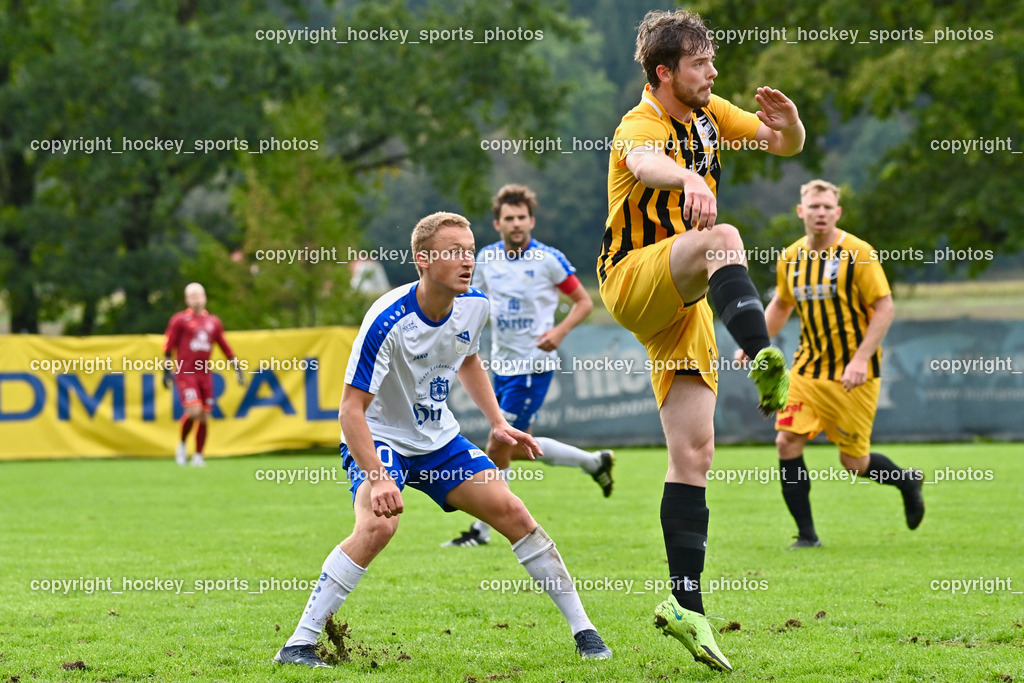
{"left": 574, "top": 628, "right": 612, "bottom": 660}
{"left": 591, "top": 450, "right": 615, "bottom": 498}
{"left": 441, "top": 525, "right": 489, "bottom": 548}
{"left": 902, "top": 469, "right": 925, "bottom": 530}
{"left": 273, "top": 644, "right": 330, "bottom": 668}
{"left": 789, "top": 535, "right": 823, "bottom": 550}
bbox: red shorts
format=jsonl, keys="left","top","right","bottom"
{"left": 175, "top": 373, "right": 214, "bottom": 410}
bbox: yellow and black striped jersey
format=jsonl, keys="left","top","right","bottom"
{"left": 598, "top": 84, "right": 762, "bottom": 282}
{"left": 776, "top": 232, "right": 891, "bottom": 381}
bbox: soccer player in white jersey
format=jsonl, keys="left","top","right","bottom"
{"left": 444, "top": 185, "right": 615, "bottom": 548}
{"left": 274, "top": 212, "right": 612, "bottom": 668}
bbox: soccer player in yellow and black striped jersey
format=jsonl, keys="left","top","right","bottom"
{"left": 598, "top": 9, "right": 805, "bottom": 674}
{"left": 753, "top": 179, "right": 925, "bottom": 549}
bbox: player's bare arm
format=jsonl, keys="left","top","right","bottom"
{"left": 339, "top": 384, "right": 403, "bottom": 517}
{"left": 626, "top": 149, "right": 718, "bottom": 229}
{"left": 842, "top": 294, "right": 894, "bottom": 391}
{"left": 536, "top": 284, "right": 592, "bottom": 352}
{"left": 752, "top": 87, "right": 805, "bottom": 156}
{"left": 764, "top": 296, "right": 795, "bottom": 337}
{"left": 457, "top": 353, "right": 541, "bottom": 459}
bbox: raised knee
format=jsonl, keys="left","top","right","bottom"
{"left": 710, "top": 223, "right": 743, "bottom": 250}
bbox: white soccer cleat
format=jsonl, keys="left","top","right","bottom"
{"left": 175, "top": 443, "right": 188, "bottom": 467}
{"left": 190, "top": 453, "right": 205, "bottom": 467}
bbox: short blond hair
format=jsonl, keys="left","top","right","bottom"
{"left": 800, "top": 179, "right": 841, "bottom": 203}
{"left": 410, "top": 211, "right": 471, "bottom": 275}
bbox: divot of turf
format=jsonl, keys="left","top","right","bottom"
{"left": 316, "top": 616, "right": 353, "bottom": 664}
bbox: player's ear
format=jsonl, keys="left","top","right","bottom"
{"left": 834, "top": 205, "right": 842, "bottom": 222}
{"left": 656, "top": 62, "right": 674, "bottom": 84}
{"left": 795, "top": 203, "right": 804, "bottom": 219}
{"left": 414, "top": 249, "right": 431, "bottom": 272}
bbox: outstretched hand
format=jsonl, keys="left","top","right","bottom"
{"left": 754, "top": 87, "right": 800, "bottom": 131}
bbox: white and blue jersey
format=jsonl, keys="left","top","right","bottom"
{"left": 472, "top": 238, "right": 575, "bottom": 376}
{"left": 344, "top": 281, "right": 488, "bottom": 456}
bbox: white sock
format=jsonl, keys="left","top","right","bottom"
{"left": 535, "top": 438, "right": 600, "bottom": 473}
{"left": 512, "top": 526, "right": 594, "bottom": 635}
{"left": 285, "top": 546, "right": 366, "bottom": 647}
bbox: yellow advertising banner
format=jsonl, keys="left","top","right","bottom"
{"left": 0, "top": 327, "right": 358, "bottom": 459}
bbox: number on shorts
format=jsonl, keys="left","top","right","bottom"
{"left": 376, "top": 444, "right": 394, "bottom": 467}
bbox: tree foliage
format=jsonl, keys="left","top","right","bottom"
{"left": 690, "top": 0, "right": 1024, "bottom": 275}
{"left": 0, "top": 0, "right": 581, "bottom": 332}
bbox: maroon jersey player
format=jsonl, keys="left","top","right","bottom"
{"left": 163, "top": 282, "right": 244, "bottom": 466}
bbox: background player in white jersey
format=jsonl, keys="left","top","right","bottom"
{"left": 443, "top": 185, "right": 615, "bottom": 549}
{"left": 274, "top": 212, "right": 612, "bottom": 668}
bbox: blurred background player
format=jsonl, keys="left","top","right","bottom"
{"left": 444, "top": 184, "right": 614, "bottom": 548}
{"left": 598, "top": 10, "right": 804, "bottom": 673}
{"left": 163, "top": 282, "right": 244, "bottom": 466}
{"left": 274, "top": 212, "right": 611, "bottom": 668}
{"left": 739, "top": 179, "right": 924, "bottom": 548}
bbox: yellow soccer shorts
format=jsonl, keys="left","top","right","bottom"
{"left": 775, "top": 371, "right": 881, "bottom": 458}
{"left": 599, "top": 235, "right": 718, "bottom": 408}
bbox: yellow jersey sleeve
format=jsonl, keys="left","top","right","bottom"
{"left": 856, "top": 242, "right": 892, "bottom": 306}
{"left": 707, "top": 95, "right": 762, "bottom": 142}
{"left": 611, "top": 105, "right": 671, "bottom": 170}
{"left": 775, "top": 241, "right": 801, "bottom": 306}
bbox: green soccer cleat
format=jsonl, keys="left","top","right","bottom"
{"left": 749, "top": 346, "right": 789, "bottom": 415}
{"left": 654, "top": 596, "right": 732, "bottom": 673}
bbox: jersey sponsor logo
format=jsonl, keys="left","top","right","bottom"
{"left": 189, "top": 329, "right": 212, "bottom": 353}
{"left": 508, "top": 297, "right": 521, "bottom": 313}
{"left": 412, "top": 353, "right": 427, "bottom": 361}
{"left": 735, "top": 299, "right": 760, "bottom": 308}
{"left": 454, "top": 330, "right": 471, "bottom": 355}
{"left": 429, "top": 376, "right": 450, "bottom": 402}
{"left": 793, "top": 283, "right": 838, "bottom": 302}
{"left": 495, "top": 315, "right": 534, "bottom": 331}
{"left": 823, "top": 257, "right": 842, "bottom": 281}
{"left": 413, "top": 402, "right": 442, "bottom": 426}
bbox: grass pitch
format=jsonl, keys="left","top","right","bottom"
{"left": 1, "top": 443, "right": 1022, "bottom": 682}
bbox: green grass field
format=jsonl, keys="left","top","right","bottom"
{"left": 2, "top": 444, "right": 1022, "bottom": 682}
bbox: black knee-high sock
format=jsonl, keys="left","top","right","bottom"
{"left": 708, "top": 264, "right": 770, "bottom": 359}
{"left": 660, "top": 482, "right": 708, "bottom": 615}
{"left": 780, "top": 456, "right": 816, "bottom": 539}
{"left": 866, "top": 452, "right": 914, "bottom": 492}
